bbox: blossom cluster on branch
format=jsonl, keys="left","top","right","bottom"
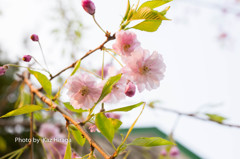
{"left": 0, "top": 0, "right": 176, "bottom": 159}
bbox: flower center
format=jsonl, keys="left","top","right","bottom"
{"left": 79, "top": 86, "right": 89, "bottom": 96}
{"left": 123, "top": 44, "right": 131, "bottom": 52}
{"left": 139, "top": 65, "right": 150, "bottom": 74}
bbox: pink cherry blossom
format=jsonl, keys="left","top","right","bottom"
{"left": 122, "top": 48, "right": 166, "bottom": 92}
{"left": 0, "top": 66, "right": 7, "bottom": 76}
{"left": 39, "top": 123, "right": 67, "bottom": 159}
{"left": 112, "top": 30, "right": 140, "bottom": 56}
{"left": 66, "top": 73, "right": 101, "bottom": 109}
{"left": 102, "top": 75, "right": 127, "bottom": 103}
{"left": 89, "top": 124, "right": 98, "bottom": 132}
{"left": 39, "top": 123, "right": 60, "bottom": 139}
{"left": 125, "top": 81, "right": 136, "bottom": 97}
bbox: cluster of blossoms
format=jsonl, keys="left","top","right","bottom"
{"left": 66, "top": 30, "right": 166, "bottom": 109}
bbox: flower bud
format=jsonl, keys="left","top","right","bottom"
{"left": 160, "top": 149, "right": 167, "bottom": 156}
{"left": 0, "top": 66, "right": 7, "bottom": 76}
{"left": 82, "top": 0, "right": 95, "bottom": 15}
{"left": 125, "top": 81, "right": 136, "bottom": 97}
{"left": 89, "top": 124, "right": 97, "bottom": 133}
{"left": 105, "top": 113, "right": 121, "bottom": 119}
{"left": 22, "top": 55, "right": 32, "bottom": 62}
{"left": 170, "top": 146, "right": 180, "bottom": 157}
{"left": 30, "top": 34, "right": 39, "bottom": 42}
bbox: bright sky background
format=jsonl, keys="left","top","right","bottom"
{"left": 1, "top": 0, "right": 240, "bottom": 159}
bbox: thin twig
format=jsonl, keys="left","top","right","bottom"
{"left": 156, "top": 106, "right": 240, "bottom": 129}
{"left": 49, "top": 33, "right": 115, "bottom": 81}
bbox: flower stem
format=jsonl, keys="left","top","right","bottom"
{"left": 92, "top": 15, "right": 106, "bottom": 34}
{"left": 105, "top": 50, "right": 124, "bottom": 67}
{"left": 38, "top": 41, "right": 51, "bottom": 75}
{"left": 101, "top": 51, "right": 105, "bottom": 80}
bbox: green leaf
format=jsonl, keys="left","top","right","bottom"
{"left": 95, "top": 112, "right": 115, "bottom": 143}
{"left": 28, "top": 69, "right": 52, "bottom": 97}
{"left": 128, "top": 137, "right": 174, "bottom": 147}
{"left": 206, "top": 113, "right": 227, "bottom": 123}
{"left": 139, "top": 0, "right": 172, "bottom": 9}
{"left": 106, "top": 102, "right": 144, "bottom": 113}
{"left": 63, "top": 102, "right": 88, "bottom": 113}
{"left": 70, "top": 126, "right": 86, "bottom": 146}
{"left": 96, "top": 74, "right": 122, "bottom": 104}
{"left": 132, "top": 20, "right": 162, "bottom": 32}
{"left": 109, "top": 118, "right": 122, "bottom": 131}
{"left": 0, "top": 105, "right": 43, "bottom": 118}
{"left": 123, "top": 0, "right": 131, "bottom": 21}
{"left": 64, "top": 130, "right": 72, "bottom": 159}
{"left": 71, "top": 60, "right": 81, "bottom": 76}
{"left": 130, "top": 7, "right": 168, "bottom": 21}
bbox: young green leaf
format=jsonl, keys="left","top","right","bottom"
{"left": 130, "top": 7, "right": 168, "bottom": 21}
{"left": 206, "top": 113, "right": 227, "bottom": 123}
{"left": 0, "top": 105, "right": 43, "bottom": 118}
{"left": 109, "top": 118, "right": 122, "bottom": 131}
{"left": 128, "top": 137, "right": 174, "bottom": 147}
{"left": 64, "top": 130, "right": 72, "bottom": 159}
{"left": 95, "top": 112, "right": 115, "bottom": 143}
{"left": 122, "top": 0, "right": 131, "bottom": 22}
{"left": 106, "top": 102, "right": 144, "bottom": 113}
{"left": 139, "top": 0, "right": 172, "bottom": 9}
{"left": 132, "top": 20, "right": 162, "bottom": 32}
{"left": 69, "top": 125, "right": 86, "bottom": 146}
{"left": 96, "top": 74, "right": 122, "bottom": 104}
{"left": 28, "top": 69, "right": 52, "bottom": 97}
{"left": 71, "top": 60, "right": 81, "bottom": 76}
{"left": 63, "top": 102, "right": 88, "bottom": 113}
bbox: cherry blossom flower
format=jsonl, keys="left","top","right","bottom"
{"left": 39, "top": 123, "right": 60, "bottom": 139}
{"left": 66, "top": 73, "right": 101, "bottom": 109}
{"left": 89, "top": 124, "right": 98, "bottom": 132}
{"left": 112, "top": 30, "right": 140, "bottom": 56}
{"left": 122, "top": 48, "right": 166, "bottom": 92}
{"left": 39, "top": 123, "right": 67, "bottom": 159}
{"left": 0, "top": 66, "right": 7, "bottom": 76}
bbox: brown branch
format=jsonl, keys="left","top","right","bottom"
{"left": 24, "top": 75, "right": 112, "bottom": 159}
{"left": 156, "top": 106, "right": 240, "bottom": 129}
{"left": 49, "top": 33, "right": 115, "bottom": 81}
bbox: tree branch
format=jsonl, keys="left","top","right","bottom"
{"left": 156, "top": 106, "right": 240, "bottom": 129}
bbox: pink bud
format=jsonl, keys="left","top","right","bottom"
{"left": 30, "top": 34, "right": 39, "bottom": 42}
{"left": 125, "top": 81, "right": 136, "bottom": 97}
{"left": 170, "top": 146, "right": 180, "bottom": 157}
{"left": 0, "top": 66, "right": 7, "bottom": 76}
{"left": 160, "top": 149, "right": 167, "bottom": 156}
{"left": 22, "top": 55, "right": 32, "bottom": 62}
{"left": 105, "top": 113, "right": 121, "bottom": 119}
{"left": 89, "top": 124, "right": 97, "bottom": 133}
{"left": 82, "top": 0, "right": 95, "bottom": 15}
